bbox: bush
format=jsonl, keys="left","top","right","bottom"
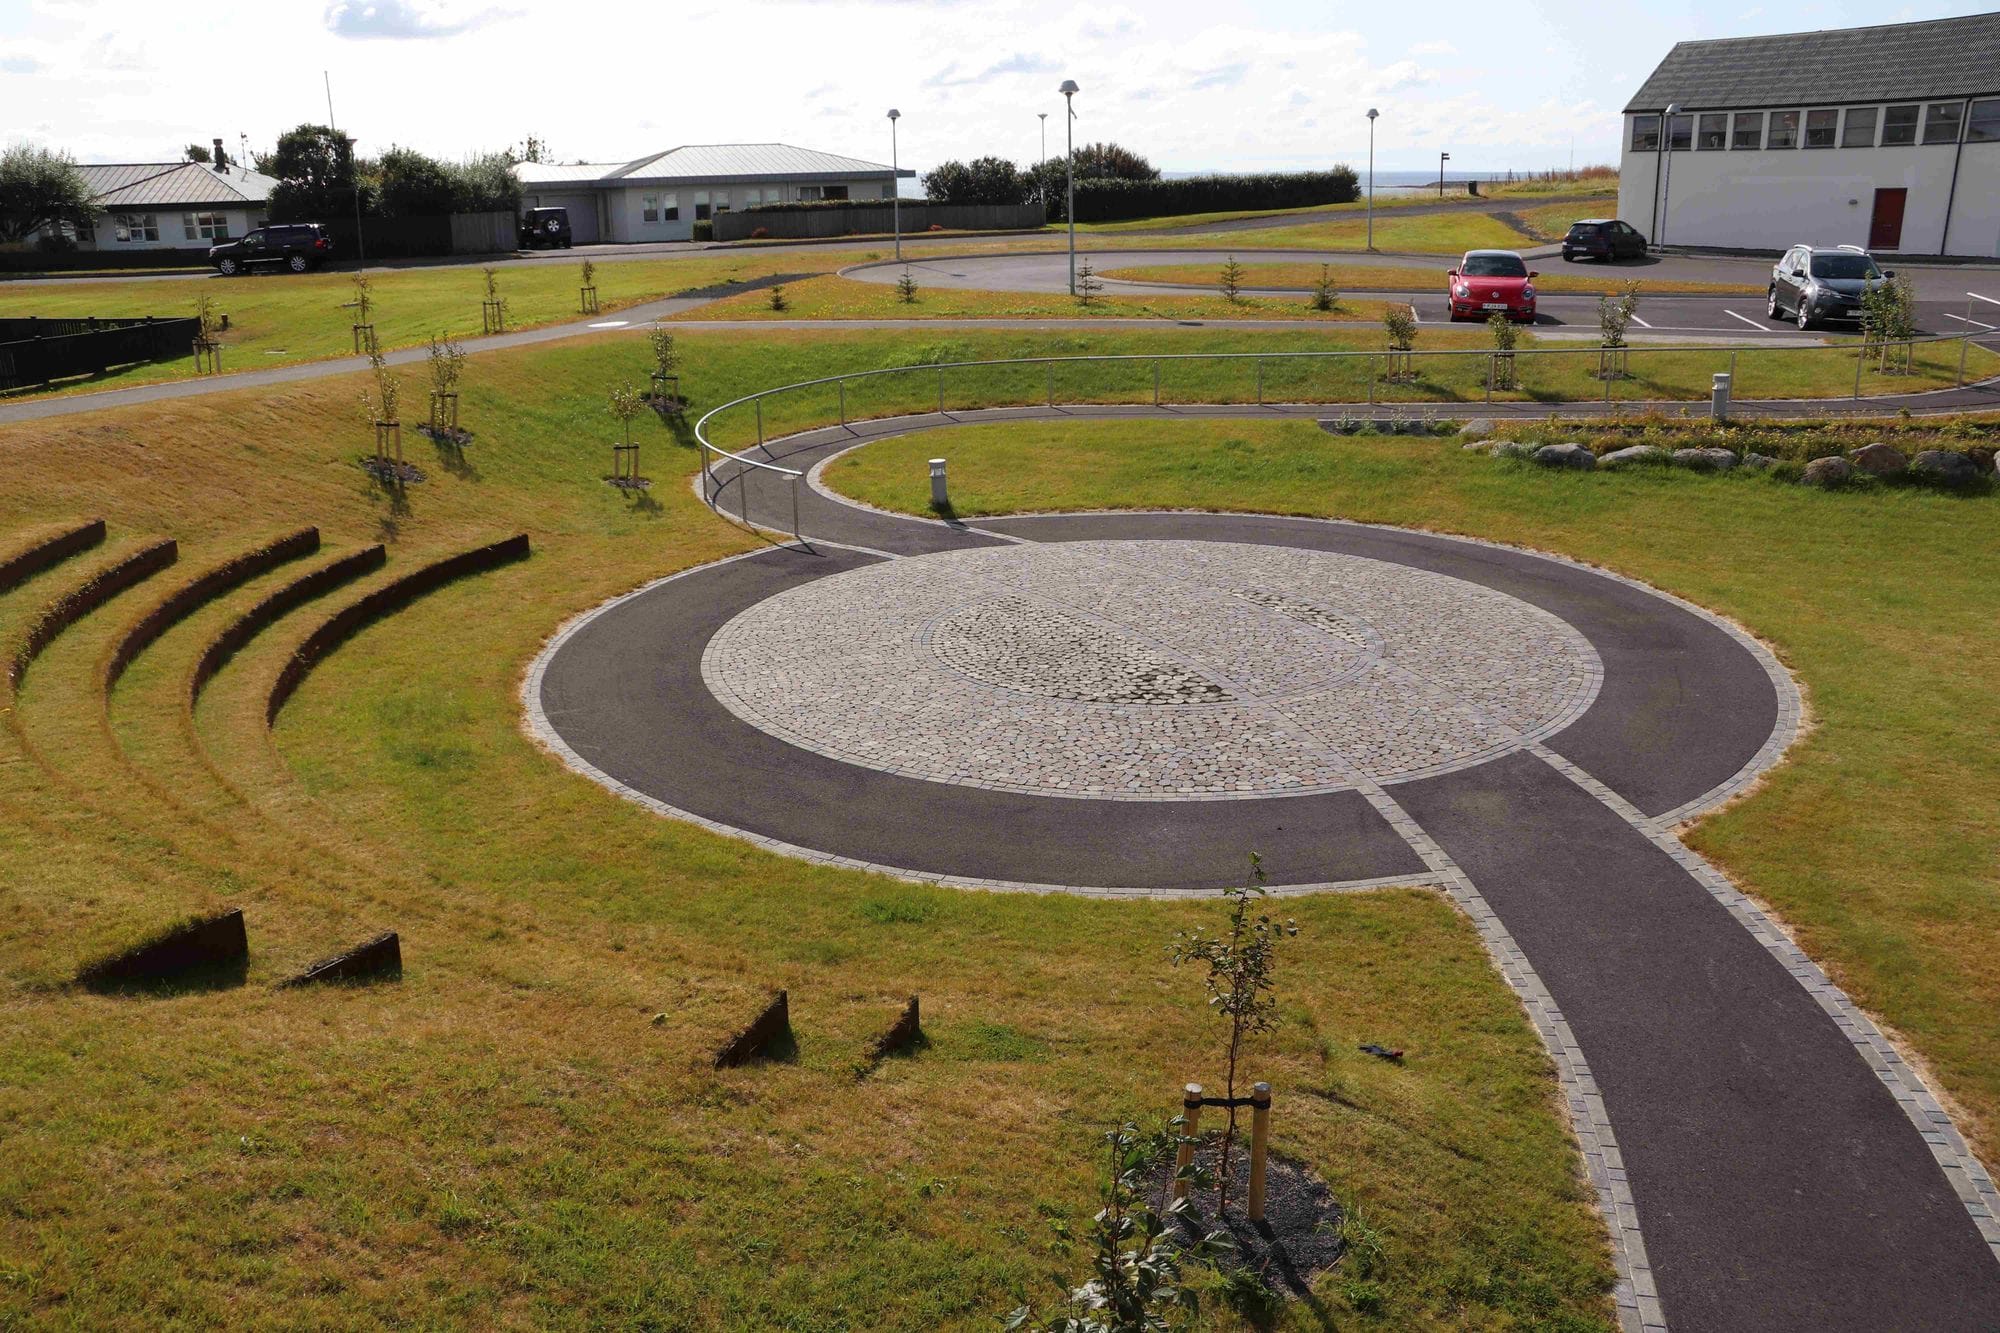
{"left": 690, "top": 220, "right": 713, "bottom": 242}
{"left": 1062, "top": 168, "right": 1358, "bottom": 223}
{"left": 921, "top": 156, "right": 1024, "bottom": 205}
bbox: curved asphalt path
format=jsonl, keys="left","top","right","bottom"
{"left": 531, "top": 409, "right": 2000, "bottom": 1331}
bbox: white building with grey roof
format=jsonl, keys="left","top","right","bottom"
{"left": 1618, "top": 12, "right": 2000, "bottom": 257}
{"left": 57, "top": 159, "right": 278, "bottom": 252}
{"left": 514, "top": 143, "right": 912, "bottom": 244}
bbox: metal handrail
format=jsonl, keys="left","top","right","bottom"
{"left": 693, "top": 332, "right": 1997, "bottom": 544}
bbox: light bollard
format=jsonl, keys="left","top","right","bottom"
{"left": 1174, "top": 1083, "right": 1203, "bottom": 1202}
{"left": 1248, "top": 1082, "right": 1272, "bottom": 1222}
{"left": 1710, "top": 372, "right": 1731, "bottom": 423}
{"left": 929, "top": 458, "right": 948, "bottom": 510}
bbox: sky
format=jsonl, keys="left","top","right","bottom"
{"left": 2, "top": 0, "right": 1992, "bottom": 177}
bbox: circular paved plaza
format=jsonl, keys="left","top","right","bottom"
{"left": 701, "top": 539, "right": 1599, "bottom": 799}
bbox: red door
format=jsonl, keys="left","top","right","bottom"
{"left": 1868, "top": 189, "right": 1907, "bottom": 250}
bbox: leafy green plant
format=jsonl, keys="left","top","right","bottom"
{"left": 1219, "top": 256, "right": 1244, "bottom": 304}
{"left": 580, "top": 258, "right": 596, "bottom": 289}
{"left": 1597, "top": 281, "right": 1641, "bottom": 349}
{"left": 427, "top": 333, "right": 464, "bottom": 399}
{"left": 1169, "top": 854, "right": 1297, "bottom": 1215}
{"left": 1075, "top": 260, "right": 1104, "bottom": 308}
{"left": 607, "top": 382, "right": 642, "bottom": 444}
{"left": 1860, "top": 273, "right": 1916, "bottom": 372}
{"left": 767, "top": 283, "right": 789, "bottom": 312}
{"left": 1309, "top": 264, "right": 1340, "bottom": 313}
{"left": 362, "top": 346, "right": 398, "bottom": 423}
{"left": 1487, "top": 312, "right": 1519, "bottom": 389}
{"left": 1382, "top": 304, "right": 1417, "bottom": 352}
{"left": 1004, "top": 1120, "right": 1227, "bottom": 1333}
{"left": 896, "top": 267, "right": 920, "bottom": 304}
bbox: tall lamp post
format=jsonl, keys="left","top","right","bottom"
{"left": 1060, "top": 79, "right": 1079, "bottom": 294}
{"left": 887, "top": 108, "right": 901, "bottom": 261}
{"left": 1366, "top": 108, "right": 1379, "bottom": 251}
{"left": 1657, "top": 102, "right": 1680, "bottom": 251}
{"left": 1438, "top": 150, "right": 1450, "bottom": 200}
{"left": 1038, "top": 111, "right": 1049, "bottom": 210}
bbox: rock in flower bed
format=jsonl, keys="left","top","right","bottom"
{"left": 1534, "top": 443, "right": 1596, "bottom": 470}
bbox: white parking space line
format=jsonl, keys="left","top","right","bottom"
{"left": 1969, "top": 291, "right": 2000, "bottom": 307}
{"left": 1723, "top": 309, "right": 1767, "bottom": 331}
{"left": 587, "top": 320, "right": 631, "bottom": 328}
{"left": 1944, "top": 313, "right": 1999, "bottom": 330}
{"left": 1629, "top": 314, "right": 1653, "bottom": 328}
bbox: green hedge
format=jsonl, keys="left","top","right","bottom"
{"left": 1062, "top": 169, "right": 1359, "bottom": 223}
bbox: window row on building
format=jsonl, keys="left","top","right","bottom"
{"left": 1633, "top": 98, "right": 2000, "bottom": 152}
{"left": 638, "top": 183, "right": 852, "bottom": 225}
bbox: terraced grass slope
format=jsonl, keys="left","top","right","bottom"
{"left": 0, "top": 329, "right": 1619, "bottom": 1329}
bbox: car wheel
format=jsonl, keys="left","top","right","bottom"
{"left": 1767, "top": 288, "right": 1783, "bottom": 320}
{"left": 217, "top": 258, "right": 238, "bottom": 276}
{"left": 288, "top": 254, "right": 308, "bottom": 273}
{"left": 1561, "top": 248, "right": 1573, "bottom": 262}
{"left": 1796, "top": 301, "right": 1813, "bottom": 331}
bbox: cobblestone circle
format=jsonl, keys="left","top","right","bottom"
{"left": 701, "top": 540, "right": 1601, "bottom": 799}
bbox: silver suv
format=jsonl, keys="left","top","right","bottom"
{"left": 1766, "top": 244, "right": 1894, "bottom": 330}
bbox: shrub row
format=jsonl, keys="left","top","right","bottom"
{"left": 1066, "top": 169, "right": 1359, "bottom": 223}
{"left": 190, "top": 544, "right": 386, "bottom": 705}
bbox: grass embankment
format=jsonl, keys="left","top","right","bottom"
{"left": 0, "top": 328, "right": 1617, "bottom": 1329}
{"left": 1511, "top": 200, "right": 1621, "bottom": 242}
{"left": 1097, "top": 262, "right": 1756, "bottom": 296}
{"left": 1148, "top": 211, "right": 1535, "bottom": 255}
{"left": 828, "top": 416, "right": 2000, "bottom": 1171}
{"left": 1073, "top": 176, "right": 1618, "bottom": 234}
{"left": 0, "top": 251, "right": 873, "bottom": 398}
{"left": 671, "top": 274, "right": 1394, "bottom": 323}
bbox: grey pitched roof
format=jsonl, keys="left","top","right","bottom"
{"left": 514, "top": 143, "right": 913, "bottom": 188}
{"left": 77, "top": 162, "right": 278, "bottom": 209}
{"left": 1625, "top": 11, "right": 2000, "bottom": 112}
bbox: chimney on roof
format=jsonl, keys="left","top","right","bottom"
{"left": 213, "top": 138, "right": 227, "bottom": 173}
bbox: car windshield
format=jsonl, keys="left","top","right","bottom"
{"left": 1462, "top": 254, "right": 1528, "bottom": 277}
{"left": 1810, "top": 253, "right": 1881, "bottom": 280}
{"left": 1569, "top": 223, "right": 1601, "bottom": 235}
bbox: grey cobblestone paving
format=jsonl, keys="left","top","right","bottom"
{"left": 701, "top": 539, "right": 1599, "bottom": 800}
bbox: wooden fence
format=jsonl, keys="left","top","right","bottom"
{"left": 0, "top": 317, "right": 201, "bottom": 391}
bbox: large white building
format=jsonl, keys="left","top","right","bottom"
{"left": 514, "top": 143, "right": 911, "bottom": 244}
{"left": 1618, "top": 13, "right": 2000, "bottom": 257}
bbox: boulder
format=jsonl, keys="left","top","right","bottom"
{"left": 1848, "top": 442, "right": 1907, "bottom": 476}
{"left": 1673, "top": 447, "right": 1737, "bottom": 471}
{"left": 1600, "top": 445, "right": 1669, "bottom": 468}
{"left": 1461, "top": 439, "right": 1500, "bottom": 454}
{"left": 1801, "top": 456, "right": 1854, "bottom": 487}
{"left": 1909, "top": 449, "right": 1981, "bottom": 486}
{"left": 1741, "top": 452, "right": 1779, "bottom": 470}
{"left": 1535, "top": 443, "right": 1597, "bottom": 470}
{"left": 1495, "top": 441, "right": 1539, "bottom": 460}
{"left": 1457, "top": 417, "right": 1496, "bottom": 440}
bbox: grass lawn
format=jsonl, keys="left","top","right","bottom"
{"left": 1511, "top": 200, "right": 1621, "bottom": 242}
{"left": 1150, "top": 212, "right": 1535, "bottom": 255}
{"left": 668, "top": 274, "right": 1393, "bottom": 323}
{"left": 1096, "top": 260, "right": 1756, "bottom": 296}
{"left": 826, "top": 416, "right": 2000, "bottom": 1178}
{"left": 0, "top": 328, "right": 1625, "bottom": 1329}
{"left": 0, "top": 250, "right": 876, "bottom": 399}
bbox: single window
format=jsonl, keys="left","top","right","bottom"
{"left": 642, "top": 194, "right": 658, "bottom": 223}
{"left": 823, "top": 185, "right": 849, "bottom": 201}
{"left": 1630, "top": 115, "right": 1660, "bottom": 152}
{"left": 1881, "top": 104, "right": 1920, "bottom": 145}
{"left": 1696, "top": 113, "right": 1728, "bottom": 149}
{"left": 1841, "top": 107, "right": 1878, "bottom": 148}
{"left": 1804, "top": 109, "right": 1838, "bottom": 148}
{"left": 713, "top": 190, "right": 730, "bottom": 214}
{"left": 1768, "top": 110, "right": 1801, "bottom": 149}
{"left": 1666, "top": 113, "right": 1693, "bottom": 151}
{"left": 1966, "top": 98, "right": 2000, "bottom": 143}
{"left": 1923, "top": 102, "right": 1963, "bottom": 144}
{"left": 181, "top": 211, "right": 229, "bottom": 240}
{"left": 113, "top": 213, "right": 159, "bottom": 242}
{"left": 1460, "top": 253, "right": 1528, "bottom": 277}
{"left": 694, "top": 190, "right": 711, "bottom": 222}
{"left": 1731, "top": 111, "right": 1764, "bottom": 149}
{"left": 661, "top": 192, "right": 679, "bottom": 221}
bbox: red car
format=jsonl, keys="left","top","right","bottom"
{"left": 1446, "top": 250, "right": 1538, "bottom": 322}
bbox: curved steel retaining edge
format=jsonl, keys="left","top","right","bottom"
{"left": 190, "top": 545, "right": 386, "bottom": 707}
{"left": 104, "top": 528, "right": 319, "bottom": 694}
{"left": 9, "top": 539, "right": 177, "bottom": 690}
{"left": 265, "top": 534, "right": 530, "bottom": 726}
{"left": 0, "top": 518, "right": 105, "bottom": 596}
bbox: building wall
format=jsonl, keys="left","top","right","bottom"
{"left": 1619, "top": 119, "right": 2000, "bottom": 257}
{"left": 575, "top": 178, "right": 894, "bottom": 244}
{"left": 75, "top": 205, "right": 265, "bottom": 252}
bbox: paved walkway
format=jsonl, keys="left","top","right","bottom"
{"left": 526, "top": 409, "right": 2000, "bottom": 1331}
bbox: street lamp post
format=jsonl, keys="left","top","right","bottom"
{"left": 1060, "top": 79, "right": 1079, "bottom": 295}
{"left": 887, "top": 108, "right": 901, "bottom": 262}
{"left": 1657, "top": 102, "right": 1680, "bottom": 251}
{"left": 1038, "top": 112, "right": 1049, "bottom": 209}
{"left": 1366, "top": 108, "right": 1379, "bottom": 251}
{"left": 1438, "top": 150, "right": 1450, "bottom": 200}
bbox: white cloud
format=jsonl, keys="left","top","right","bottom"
{"left": 323, "top": 0, "right": 520, "bottom": 39}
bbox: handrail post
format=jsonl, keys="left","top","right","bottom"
{"left": 1958, "top": 334, "right": 1970, "bottom": 387}
{"left": 791, "top": 475, "right": 802, "bottom": 546}
{"left": 938, "top": 366, "right": 945, "bottom": 416}
{"left": 838, "top": 379, "right": 846, "bottom": 426}
{"left": 1153, "top": 357, "right": 1160, "bottom": 407}
{"left": 1854, "top": 344, "right": 1864, "bottom": 400}
{"left": 1255, "top": 357, "right": 1263, "bottom": 406}
{"left": 1487, "top": 352, "right": 1495, "bottom": 406}
{"left": 1046, "top": 361, "right": 1055, "bottom": 407}
{"left": 1368, "top": 354, "right": 1377, "bottom": 406}
{"left": 756, "top": 398, "right": 764, "bottom": 449}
